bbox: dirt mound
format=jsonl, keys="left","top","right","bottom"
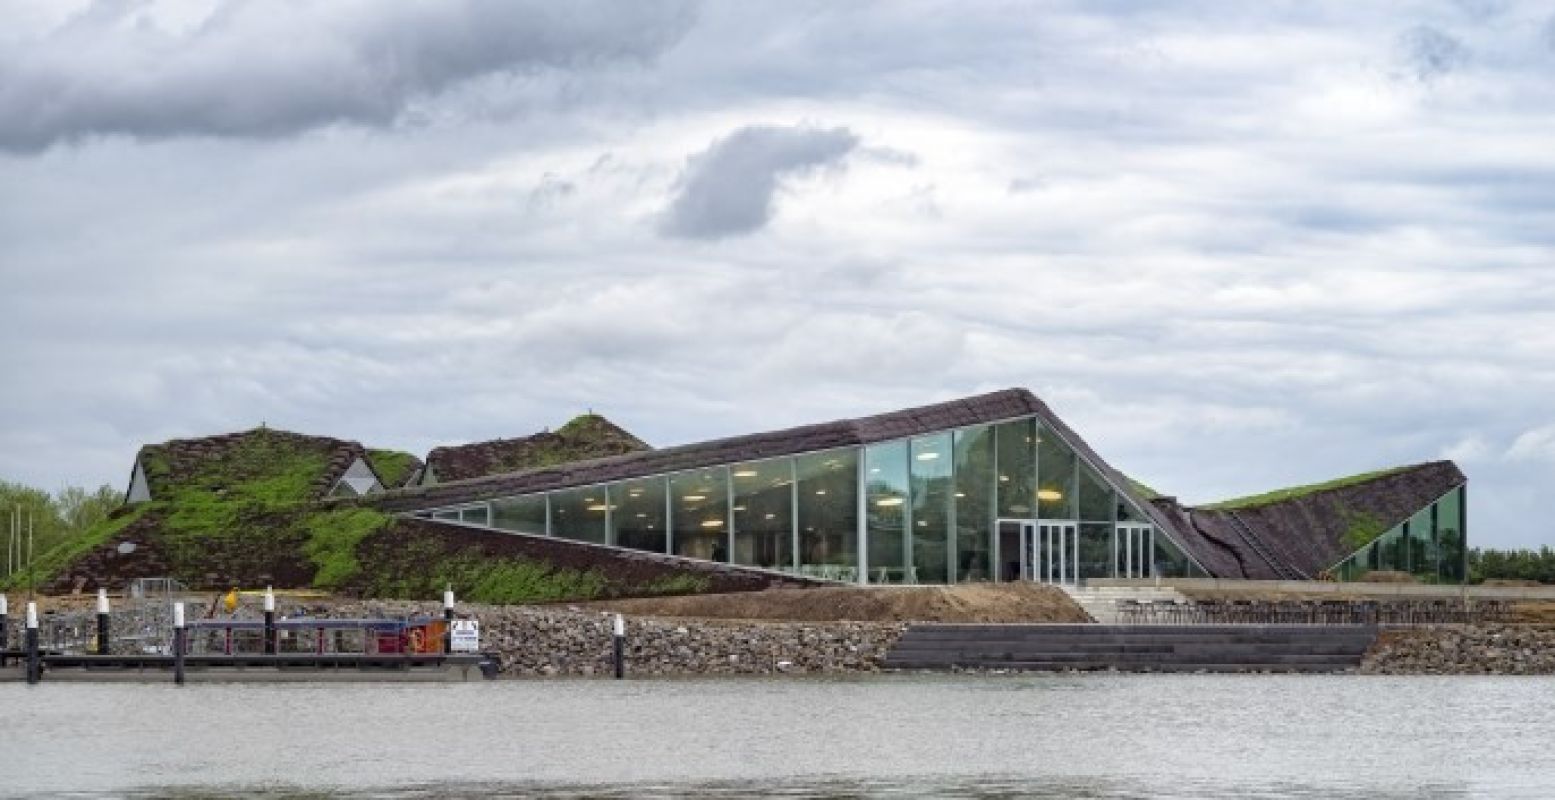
{"left": 582, "top": 583, "right": 1090, "bottom": 623}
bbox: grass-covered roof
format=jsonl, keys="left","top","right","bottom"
{"left": 423, "top": 413, "right": 651, "bottom": 484}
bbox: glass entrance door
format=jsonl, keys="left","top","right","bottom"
{"left": 998, "top": 519, "right": 1080, "bottom": 584}
{"left": 1115, "top": 524, "right": 1154, "bottom": 578}
{"left": 1013, "top": 521, "right": 1078, "bottom": 584}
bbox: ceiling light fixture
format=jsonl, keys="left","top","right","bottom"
{"left": 875, "top": 497, "right": 905, "bottom": 507}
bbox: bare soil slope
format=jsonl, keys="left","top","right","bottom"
{"left": 582, "top": 583, "right": 1090, "bottom": 623}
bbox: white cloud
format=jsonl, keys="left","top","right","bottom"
{"left": 3, "top": 0, "right": 1555, "bottom": 548}
{"left": 0, "top": 0, "right": 695, "bottom": 151}
{"left": 1506, "top": 425, "right": 1555, "bottom": 462}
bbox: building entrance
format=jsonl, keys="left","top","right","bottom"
{"left": 1116, "top": 524, "right": 1154, "bottom": 579}
{"left": 997, "top": 519, "right": 1079, "bottom": 585}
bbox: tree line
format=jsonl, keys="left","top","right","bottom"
{"left": 1, "top": 480, "right": 121, "bottom": 581}
{"left": 1468, "top": 547, "right": 1555, "bottom": 585}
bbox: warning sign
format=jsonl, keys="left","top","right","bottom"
{"left": 449, "top": 619, "right": 480, "bottom": 653}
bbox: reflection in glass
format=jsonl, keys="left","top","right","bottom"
{"left": 796, "top": 449, "right": 859, "bottom": 577}
{"left": 611, "top": 477, "right": 667, "bottom": 553}
{"left": 1078, "top": 522, "right": 1112, "bottom": 579}
{"left": 911, "top": 433, "right": 953, "bottom": 584}
{"left": 1037, "top": 426, "right": 1077, "bottom": 519}
{"left": 550, "top": 487, "right": 607, "bottom": 544}
{"left": 732, "top": 459, "right": 793, "bottom": 570}
{"left": 671, "top": 468, "right": 728, "bottom": 561}
{"left": 1078, "top": 463, "right": 1113, "bottom": 522}
{"left": 954, "top": 426, "right": 995, "bottom": 582}
{"left": 1436, "top": 486, "right": 1466, "bottom": 582}
{"left": 865, "top": 441, "right": 910, "bottom": 583}
{"left": 995, "top": 418, "right": 1037, "bottom": 519}
{"left": 492, "top": 495, "right": 547, "bottom": 535}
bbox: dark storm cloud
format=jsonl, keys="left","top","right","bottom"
{"left": 659, "top": 124, "right": 859, "bottom": 239}
{"left": 0, "top": 0, "right": 696, "bottom": 151}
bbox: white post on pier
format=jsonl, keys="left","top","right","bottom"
{"left": 96, "top": 588, "right": 111, "bottom": 655}
{"left": 442, "top": 587, "right": 456, "bottom": 654}
{"left": 172, "top": 601, "right": 186, "bottom": 685}
{"left": 263, "top": 586, "right": 277, "bottom": 655}
{"left": 612, "top": 613, "right": 626, "bottom": 680}
{"left": 24, "top": 601, "right": 39, "bottom": 685}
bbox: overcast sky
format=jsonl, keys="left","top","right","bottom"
{"left": 2, "top": 1, "right": 1553, "bottom": 548}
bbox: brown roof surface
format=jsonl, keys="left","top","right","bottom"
{"left": 1165, "top": 461, "right": 1466, "bottom": 579}
{"left": 371, "top": 388, "right": 1168, "bottom": 530}
{"left": 366, "top": 390, "right": 1465, "bottom": 580}
{"left": 135, "top": 427, "right": 373, "bottom": 503}
{"left": 424, "top": 414, "right": 651, "bottom": 484}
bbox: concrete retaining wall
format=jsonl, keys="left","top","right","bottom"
{"left": 1090, "top": 578, "right": 1555, "bottom": 600}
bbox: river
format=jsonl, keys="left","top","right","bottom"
{"left": 2, "top": 674, "right": 1551, "bottom": 798}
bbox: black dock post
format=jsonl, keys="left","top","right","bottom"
{"left": 263, "top": 586, "right": 276, "bottom": 654}
{"left": 172, "top": 601, "right": 186, "bottom": 686}
{"left": 443, "top": 587, "right": 455, "bottom": 653}
{"left": 1, "top": 593, "right": 8, "bottom": 667}
{"left": 613, "top": 613, "right": 625, "bottom": 680}
{"left": 96, "top": 588, "right": 111, "bottom": 655}
{"left": 25, "top": 601, "right": 39, "bottom": 686}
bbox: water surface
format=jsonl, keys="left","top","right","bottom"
{"left": 2, "top": 674, "right": 1550, "bottom": 798}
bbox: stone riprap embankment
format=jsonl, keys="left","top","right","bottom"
{"left": 329, "top": 600, "right": 905, "bottom": 676}
{"left": 1361, "top": 625, "right": 1555, "bottom": 675}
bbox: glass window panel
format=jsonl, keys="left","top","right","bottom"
{"left": 459, "top": 505, "right": 490, "bottom": 527}
{"left": 1079, "top": 522, "right": 1112, "bottom": 579}
{"left": 1078, "top": 462, "right": 1113, "bottom": 522}
{"left": 611, "top": 477, "right": 667, "bottom": 553}
{"left": 550, "top": 486, "right": 608, "bottom": 544}
{"left": 1407, "top": 506, "right": 1433, "bottom": 580}
{"left": 732, "top": 459, "right": 793, "bottom": 570}
{"left": 910, "top": 433, "right": 953, "bottom": 585}
{"left": 995, "top": 418, "right": 1037, "bottom": 518}
{"left": 1435, "top": 486, "right": 1466, "bottom": 583}
{"left": 492, "top": 495, "right": 547, "bottom": 535}
{"left": 796, "top": 449, "right": 859, "bottom": 577}
{"left": 1037, "top": 425, "right": 1077, "bottom": 519}
{"left": 671, "top": 468, "right": 728, "bottom": 561}
{"left": 433, "top": 509, "right": 459, "bottom": 522}
{"left": 954, "top": 426, "right": 995, "bottom": 582}
{"left": 864, "top": 441, "right": 909, "bottom": 583}
{"left": 1152, "top": 531, "right": 1199, "bottom": 578}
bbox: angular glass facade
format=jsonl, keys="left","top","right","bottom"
{"left": 731, "top": 459, "right": 792, "bottom": 570}
{"left": 611, "top": 476, "right": 666, "bottom": 553}
{"left": 671, "top": 468, "right": 728, "bottom": 561}
{"left": 953, "top": 426, "right": 995, "bottom": 583}
{"left": 910, "top": 433, "right": 953, "bottom": 585}
{"left": 865, "top": 440, "right": 910, "bottom": 583}
{"left": 413, "top": 413, "right": 1213, "bottom": 584}
{"left": 1331, "top": 484, "right": 1468, "bottom": 583}
{"left": 796, "top": 450, "right": 859, "bottom": 579}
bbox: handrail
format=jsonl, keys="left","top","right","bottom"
{"left": 1226, "top": 511, "right": 1308, "bottom": 580}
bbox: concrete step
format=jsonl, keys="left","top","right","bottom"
{"left": 882, "top": 623, "right": 1378, "bottom": 674}
{"left": 883, "top": 660, "right": 1359, "bottom": 673}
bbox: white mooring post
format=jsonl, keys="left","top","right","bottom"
{"left": 613, "top": 613, "right": 626, "bottom": 680}
{"left": 443, "top": 587, "right": 455, "bottom": 654}
{"left": 96, "top": 588, "right": 111, "bottom": 655}
{"left": 172, "top": 602, "right": 186, "bottom": 685}
{"left": 263, "top": 586, "right": 277, "bottom": 655}
{"left": 25, "top": 601, "right": 39, "bottom": 685}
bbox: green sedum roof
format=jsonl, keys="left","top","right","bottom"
{"left": 1201, "top": 465, "right": 1416, "bottom": 511}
